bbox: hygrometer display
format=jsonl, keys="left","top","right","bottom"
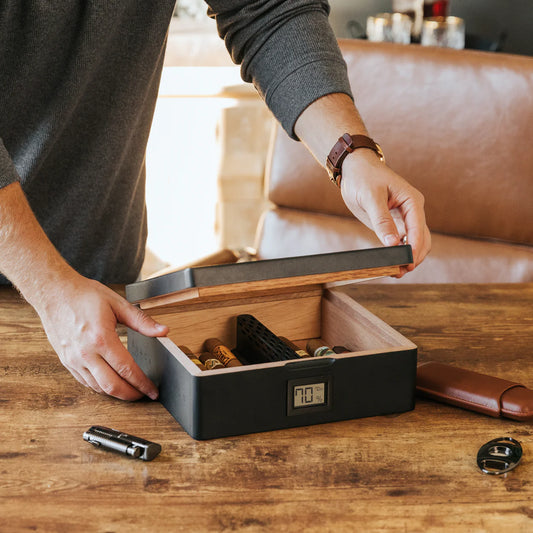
{"left": 293, "top": 383, "right": 326, "bottom": 408}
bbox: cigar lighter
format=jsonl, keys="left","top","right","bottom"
{"left": 83, "top": 425, "right": 161, "bottom": 461}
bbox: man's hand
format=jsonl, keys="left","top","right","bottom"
{"left": 340, "top": 149, "right": 431, "bottom": 276}
{"left": 0, "top": 181, "right": 167, "bottom": 400}
{"left": 37, "top": 271, "right": 168, "bottom": 400}
{"left": 294, "top": 93, "right": 431, "bottom": 274}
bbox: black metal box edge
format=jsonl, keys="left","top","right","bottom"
{"left": 129, "top": 330, "right": 417, "bottom": 440}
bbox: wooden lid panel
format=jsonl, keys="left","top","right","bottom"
{"left": 126, "top": 246, "right": 413, "bottom": 309}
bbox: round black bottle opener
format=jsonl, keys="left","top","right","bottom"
{"left": 477, "top": 437, "right": 523, "bottom": 475}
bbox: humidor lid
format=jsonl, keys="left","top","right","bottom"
{"left": 126, "top": 245, "right": 412, "bottom": 310}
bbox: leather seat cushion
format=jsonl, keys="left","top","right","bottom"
{"left": 255, "top": 208, "right": 533, "bottom": 283}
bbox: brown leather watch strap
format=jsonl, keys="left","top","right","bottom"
{"left": 326, "top": 133, "right": 385, "bottom": 187}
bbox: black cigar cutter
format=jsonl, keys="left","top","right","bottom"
{"left": 477, "top": 437, "right": 522, "bottom": 475}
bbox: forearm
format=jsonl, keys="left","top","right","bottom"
{"left": 294, "top": 93, "right": 431, "bottom": 271}
{"left": 294, "top": 92, "right": 369, "bottom": 166}
{"left": 0, "top": 181, "right": 164, "bottom": 400}
{"left": 0, "top": 181, "right": 76, "bottom": 305}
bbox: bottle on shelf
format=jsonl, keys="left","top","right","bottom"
{"left": 423, "top": 0, "right": 449, "bottom": 18}
{"left": 392, "top": 0, "right": 423, "bottom": 38}
{"left": 392, "top": 0, "right": 450, "bottom": 40}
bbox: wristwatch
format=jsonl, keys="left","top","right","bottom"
{"left": 326, "top": 133, "right": 385, "bottom": 187}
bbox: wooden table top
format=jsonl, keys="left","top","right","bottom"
{"left": 1, "top": 283, "right": 531, "bottom": 532}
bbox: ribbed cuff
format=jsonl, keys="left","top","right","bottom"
{"left": 265, "top": 53, "right": 353, "bottom": 139}
{"left": 241, "top": 7, "right": 353, "bottom": 140}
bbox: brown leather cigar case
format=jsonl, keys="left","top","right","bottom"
{"left": 416, "top": 361, "right": 533, "bottom": 422}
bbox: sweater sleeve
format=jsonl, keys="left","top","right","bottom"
{"left": 207, "top": 0, "right": 353, "bottom": 139}
{"left": 0, "top": 139, "right": 20, "bottom": 189}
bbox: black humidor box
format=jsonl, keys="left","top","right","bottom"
{"left": 126, "top": 246, "right": 417, "bottom": 440}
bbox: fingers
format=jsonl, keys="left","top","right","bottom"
{"left": 66, "top": 336, "right": 157, "bottom": 400}
{"left": 399, "top": 192, "right": 431, "bottom": 269}
{"left": 69, "top": 367, "right": 92, "bottom": 390}
{"left": 62, "top": 345, "right": 155, "bottom": 400}
{"left": 365, "top": 186, "right": 430, "bottom": 269}
{"left": 340, "top": 159, "right": 431, "bottom": 271}
{"left": 89, "top": 354, "right": 145, "bottom": 401}
{"left": 40, "top": 276, "right": 165, "bottom": 401}
{"left": 113, "top": 299, "right": 169, "bottom": 338}
{"left": 63, "top": 361, "right": 106, "bottom": 394}
{"left": 99, "top": 334, "right": 158, "bottom": 400}
{"left": 390, "top": 208, "right": 407, "bottom": 240}
{"left": 61, "top": 305, "right": 161, "bottom": 400}
{"left": 361, "top": 191, "right": 402, "bottom": 248}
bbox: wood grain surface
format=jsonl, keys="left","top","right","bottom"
{"left": 0, "top": 284, "right": 532, "bottom": 532}
{"left": 138, "top": 265, "right": 401, "bottom": 310}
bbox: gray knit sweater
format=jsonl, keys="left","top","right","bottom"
{"left": 0, "top": 1, "right": 351, "bottom": 284}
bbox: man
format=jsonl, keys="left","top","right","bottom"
{"left": 0, "top": 1, "right": 430, "bottom": 400}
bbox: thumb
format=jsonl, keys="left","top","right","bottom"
{"left": 366, "top": 199, "right": 401, "bottom": 247}
{"left": 114, "top": 300, "right": 169, "bottom": 337}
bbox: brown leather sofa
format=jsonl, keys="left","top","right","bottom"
{"left": 254, "top": 39, "right": 533, "bottom": 283}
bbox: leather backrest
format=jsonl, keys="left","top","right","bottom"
{"left": 266, "top": 39, "right": 533, "bottom": 246}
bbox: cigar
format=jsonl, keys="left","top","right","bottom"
{"left": 204, "top": 338, "right": 243, "bottom": 367}
{"left": 332, "top": 346, "right": 350, "bottom": 354}
{"left": 306, "top": 339, "right": 336, "bottom": 358}
{"left": 279, "top": 337, "right": 309, "bottom": 358}
{"left": 179, "top": 345, "right": 207, "bottom": 370}
{"left": 198, "top": 352, "right": 225, "bottom": 370}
